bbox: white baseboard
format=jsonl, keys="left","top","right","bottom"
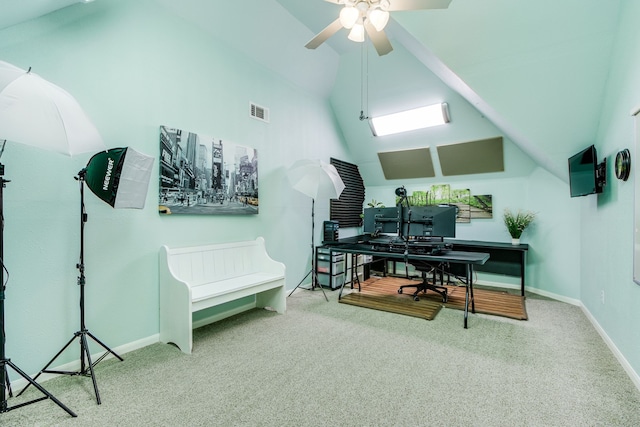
{"left": 8, "top": 304, "right": 259, "bottom": 392}
{"left": 8, "top": 334, "right": 160, "bottom": 391}
{"left": 580, "top": 304, "right": 640, "bottom": 392}
{"left": 474, "top": 279, "right": 582, "bottom": 306}
{"left": 479, "top": 279, "right": 640, "bottom": 392}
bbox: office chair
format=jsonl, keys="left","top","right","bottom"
{"left": 397, "top": 261, "right": 449, "bottom": 302}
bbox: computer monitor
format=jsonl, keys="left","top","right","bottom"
{"left": 363, "top": 207, "right": 400, "bottom": 235}
{"left": 401, "top": 205, "right": 457, "bottom": 238}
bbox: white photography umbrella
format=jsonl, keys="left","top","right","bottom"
{"left": 0, "top": 60, "right": 105, "bottom": 156}
{"left": 288, "top": 159, "right": 345, "bottom": 200}
{"left": 287, "top": 159, "right": 345, "bottom": 300}
{"left": 0, "top": 60, "right": 108, "bottom": 418}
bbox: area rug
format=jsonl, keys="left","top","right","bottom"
{"left": 339, "top": 276, "right": 442, "bottom": 320}
{"left": 339, "top": 276, "right": 527, "bottom": 321}
{"left": 436, "top": 283, "right": 528, "bottom": 320}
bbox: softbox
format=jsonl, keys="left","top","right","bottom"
{"left": 84, "top": 147, "right": 154, "bottom": 209}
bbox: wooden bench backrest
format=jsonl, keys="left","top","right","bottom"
{"left": 165, "top": 238, "right": 267, "bottom": 286}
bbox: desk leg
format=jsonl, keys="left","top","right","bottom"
{"left": 520, "top": 252, "right": 526, "bottom": 297}
{"left": 338, "top": 268, "right": 347, "bottom": 300}
{"left": 464, "top": 264, "right": 476, "bottom": 329}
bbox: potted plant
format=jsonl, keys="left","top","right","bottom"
{"left": 503, "top": 208, "right": 536, "bottom": 245}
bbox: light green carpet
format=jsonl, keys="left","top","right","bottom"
{"left": 2, "top": 288, "right": 640, "bottom": 426}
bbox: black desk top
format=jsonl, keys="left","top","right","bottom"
{"left": 444, "top": 238, "right": 529, "bottom": 251}
{"left": 324, "top": 235, "right": 528, "bottom": 252}
{"left": 328, "top": 243, "right": 490, "bottom": 266}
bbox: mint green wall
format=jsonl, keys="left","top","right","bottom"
{"left": 583, "top": 0, "right": 640, "bottom": 380}
{"left": 0, "top": 0, "right": 351, "bottom": 377}
{"left": 330, "top": 39, "right": 583, "bottom": 302}
{"left": 2, "top": 0, "right": 639, "bottom": 389}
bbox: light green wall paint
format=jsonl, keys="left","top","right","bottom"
{"left": 1, "top": 0, "right": 639, "bottom": 389}
{"left": 0, "top": 0, "right": 351, "bottom": 377}
{"left": 583, "top": 0, "right": 640, "bottom": 382}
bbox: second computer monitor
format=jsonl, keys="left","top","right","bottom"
{"left": 402, "top": 205, "right": 457, "bottom": 238}
{"left": 363, "top": 207, "right": 400, "bottom": 235}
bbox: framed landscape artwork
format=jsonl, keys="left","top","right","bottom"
{"left": 159, "top": 125, "right": 258, "bottom": 215}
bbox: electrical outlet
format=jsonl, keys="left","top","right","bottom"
{"left": 600, "top": 290, "right": 605, "bottom": 304}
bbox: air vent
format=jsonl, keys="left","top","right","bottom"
{"left": 250, "top": 102, "right": 269, "bottom": 123}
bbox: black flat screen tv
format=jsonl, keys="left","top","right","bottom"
{"left": 568, "top": 145, "right": 606, "bottom": 197}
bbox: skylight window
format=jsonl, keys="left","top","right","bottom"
{"left": 369, "top": 103, "right": 450, "bottom": 137}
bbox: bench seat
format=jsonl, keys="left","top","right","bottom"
{"left": 160, "top": 237, "right": 286, "bottom": 353}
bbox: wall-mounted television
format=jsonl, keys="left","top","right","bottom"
{"left": 568, "top": 145, "right": 606, "bottom": 197}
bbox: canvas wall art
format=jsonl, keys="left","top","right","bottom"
{"left": 159, "top": 125, "right": 258, "bottom": 215}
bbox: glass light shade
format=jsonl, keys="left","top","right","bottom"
{"left": 368, "top": 9, "right": 389, "bottom": 31}
{"left": 370, "top": 103, "right": 450, "bottom": 137}
{"left": 339, "top": 6, "right": 359, "bottom": 29}
{"left": 348, "top": 23, "right": 365, "bottom": 42}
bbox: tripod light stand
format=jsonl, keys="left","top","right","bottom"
{"left": 19, "top": 148, "right": 154, "bottom": 404}
{"left": 18, "top": 170, "right": 122, "bottom": 405}
{"left": 286, "top": 159, "right": 345, "bottom": 299}
{"left": 0, "top": 162, "right": 76, "bottom": 417}
{"left": 288, "top": 198, "right": 328, "bottom": 300}
{"left": 0, "top": 59, "right": 107, "bottom": 417}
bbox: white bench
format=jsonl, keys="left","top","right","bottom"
{"left": 159, "top": 237, "right": 286, "bottom": 354}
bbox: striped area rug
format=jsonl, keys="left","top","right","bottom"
{"left": 339, "top": 276, "right": 528, "bottom": 321}
{"left": 339, "top": 276, "right": 442, "bottom": 320}
{"left": 441, "top": 283, "right": 528, "bottom": 320}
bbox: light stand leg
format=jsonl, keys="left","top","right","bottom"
{"left": 0, "top": 169, "right": 76, "bottom": 417}
{"left": 17, "top": 171, "right": 123, "bottom": 405}
{"left": 287, "top": 199, "right": 328, "bottom": 301}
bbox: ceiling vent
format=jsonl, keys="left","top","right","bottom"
{"left": 250, "top": 102, "right": 269, "bottom": 123}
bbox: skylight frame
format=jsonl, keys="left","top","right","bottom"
{"left": 369, "top": 103, "right": 450, "bottom": 137}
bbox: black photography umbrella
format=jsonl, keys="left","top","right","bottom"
{"left": 18, "top": 146, "right": 154, "bottom": 405}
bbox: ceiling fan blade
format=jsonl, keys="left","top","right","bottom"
{"left": 305, "top": 18, "right": 343, "bottom": 49}
{"left": 387, "top": 0, "right": 452, "bottom": 11}
{"left": 364, "top": 21, "right": 393, "bottom": 56}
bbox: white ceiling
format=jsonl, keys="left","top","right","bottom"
{"left": 0, "top": 0, "right": 82, "bottom": 30}
{"left": 0, "top": 0, "right": 624, "bottom": 184}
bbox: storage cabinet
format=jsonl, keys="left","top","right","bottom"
{"left": 315, "top": 246, "right": 345, "bottom": 290}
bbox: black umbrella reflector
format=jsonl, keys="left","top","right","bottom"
{"left": 84, "top": 147, "right": 154, "bottom": 209}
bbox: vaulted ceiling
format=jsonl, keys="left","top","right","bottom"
{"left": 0, "top": 0, "right": 624, "bottom": 186}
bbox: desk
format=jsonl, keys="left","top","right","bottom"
{"left": 445, "top": 239, "right": 528, "bottom": 296}
{"left": 328, "top": 243, "right": 489, "bottom": 328}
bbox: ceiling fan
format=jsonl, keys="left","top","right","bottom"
{"left": 305, "top": 0, "right": 452, "bottom": 56}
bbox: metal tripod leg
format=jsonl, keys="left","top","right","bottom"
{"left": 18, "top": 329, "right": 123, "bottom": 405}
{"left": 287, "top": 269, "right": 328, "bottom": 301}
{"left": 1, "top": 358, "right": 76, "bottom": 416}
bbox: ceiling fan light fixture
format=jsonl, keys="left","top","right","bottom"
{"left": 339, "top": 6, "right": 359, "bottom": 29}
{"left": 367, "top": 8, "right": 389, "bottom": 31}
{"left": 369, "top": 103, "right": 450, "bottom": 137}
{"left": 348, "top": 20, "right": 365, "bottom": 42}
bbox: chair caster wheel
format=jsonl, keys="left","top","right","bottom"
{"left": 413, "top": 296, "right": 420, "bottom": 301}
{"left": 398, "top": 289, "right": 402, "bottom": 294}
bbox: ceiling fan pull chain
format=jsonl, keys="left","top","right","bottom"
{"left": 359, "top": 43, "right": 370, "bottom": 121}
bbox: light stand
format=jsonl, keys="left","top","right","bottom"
{"left": 0, "top": 163, "right": 76, "bottom": 417}
{"left": 18, "top": 169, "right": 123, "bottom": 404}
{"left": 288, "top": 199, "right": 328, "bottom": 301}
